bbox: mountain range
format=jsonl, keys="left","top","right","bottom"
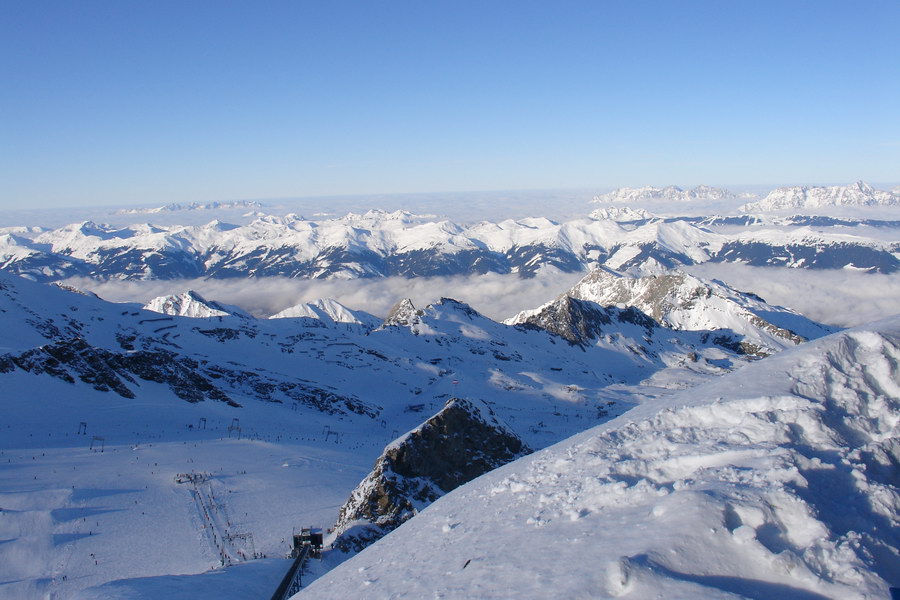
{"left": 2, "top": 198, "right": 899, "bottom": 284}
{"left": 593, "top": 185, "right": 753, "bottom": 203}
{"left": 5, "top": 266, "right": 823, "bottom": 450}
{"left": 1, "top": 186, "right": 897, "bottom": 599}
{"left": 742, "top": 181, "right": 900, "bottom": 212}
{"left": 0, "top": 255, "right": 894, "bottom": 598}
{"left": 115, "top": 200, "right": 265, "bottom": 215}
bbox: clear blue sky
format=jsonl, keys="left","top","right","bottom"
{"left": 2, "top": 0, "right": 898, "bottom": 209}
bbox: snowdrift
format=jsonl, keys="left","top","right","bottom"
{"left": 300, "top": 317, "right": 900, "bottom": 599}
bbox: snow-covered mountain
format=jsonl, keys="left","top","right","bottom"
{"left": 144, "top": 290, "right": 252, "bottom": 319}
{"left": 2, "top": 266, "right": 838, "bottom": 598}
{"left": 509, "top": 268, "right": 834, "bottom": 356}
{"left": 116, "top": 200, "right": 264, "bottom": 215}
{"left": 593, "top": 185, "right": 746, "bottom": 203}
{"left": 1, "top": 264, "right": 893, "bottom": 599}
{"left": 742, "top": 181, "right": 900, "bottom": 212}
{"left": 2, "top": 207, "right": 899, "bottom": 282}
{"left": 270, "top": 298, "right": 381, "bottom": 328}
{"left": 301, "top": 316, "right": 900, "bottom": 599}
{"left": 588, "top": 205, "right": 655, "bottom": 222}
{"left": 1, "top": 268, "right": 815, "bottom": 456}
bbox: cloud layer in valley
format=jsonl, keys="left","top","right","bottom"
{"left": 63, "top": 265, "right": 900, "bottom": 328}
{"left": 63, "top": 270, "right": 586, "bottom": 322}
{"left": 685, "top": 264, "right": 900, "bottom": 328}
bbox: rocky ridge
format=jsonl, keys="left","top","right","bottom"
{"left": 593, "top": 184, "right": 754, "bottom": 204}
{"left": 509, "top": 268, "right": 834, "bottom": 356}
{"left": 3, "top": 206, "right": 900, "bottom": 282}
{"left": 331, "top": 397, "right": 531, "bottom": 553}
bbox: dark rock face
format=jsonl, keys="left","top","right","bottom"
{"left": 515, "top": 296, "right": 654, "bottom": 346}
{"left": 5, "top": 337, "right": 238, "bottom": 405}
{"left": 1, "top": 336, "right": 378, "bottom": 415}
{"left": 380, "top": 298, "right": 422, "bottom": 329}
{"left": 332, "top": 397, "right": 531, "bottom": 553}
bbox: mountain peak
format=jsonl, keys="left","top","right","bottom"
{"left": 269, "top": 298, "right": 380, "bottom": 328}
{"left": 380, "top": 298, "right": 422, "bottom": 329}
{"left": 589, "top": 205, "right": 654, "bottom": 222}
{"left": 741, "top": 181, "right": 900, "bottom": 212}
{"left": 564, "top": 268, "right": 833, "bottom": 354}
{"left": 593, "top": 185, "right": 738, "bottom": 204}
{"left": 143, "top": 291, "right": 250, "bottom": 319}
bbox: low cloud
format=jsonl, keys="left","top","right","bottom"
{"left": 63, "top": 270, "right": 585, "bottom": 322}
{"left": 685, "top": 264, "right": 900, "bottom": 327}
{"left": 62, "top": 265, "right": 900, "bottom": 328}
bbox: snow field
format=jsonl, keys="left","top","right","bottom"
{"left": 0, "top": 373, "right": 378, "bottom": 599}
{"left": 299, "top": 319, "right": 900, "bottom": 599}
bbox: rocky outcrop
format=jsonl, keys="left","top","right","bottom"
{"left": 332, "top": 397, "right": 531, "bottom": 553}
{"left": 379, "top": 298, "right": 423, "bottom": 329}
{"left": 506, "top": 268, "right": 835, "bottom": 358}
{"left": 513, "top": 295, "right": 654, "bottom": 346}
{"left": 563, "top": 268, "right": 828, "bottom": 350}
{"left": 0, "top": 336, "right": 378, "bottom": 415}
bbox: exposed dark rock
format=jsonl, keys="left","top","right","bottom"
{"left": 380, "top": 298, "right": 422, "bottom": 329}
{"left": 515, "top": 295, "right": 654, "bottom": 346}
{"left": 332, "top": 397, "right": 531, "bottom": 553}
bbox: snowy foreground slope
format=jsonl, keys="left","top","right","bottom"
{"left": 1, "top": 266, "right": 828, "bottom": 599}
{"left": 301, "top": 318, "right": 900, "bottom": 600}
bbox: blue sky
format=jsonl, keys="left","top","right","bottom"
{"left": 2, "top": 0, "right": 899, "bottom": 209}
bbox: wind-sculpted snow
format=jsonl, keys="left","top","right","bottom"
{"left": 2, "top": 206, "right": 899, "bottom": 283}
{"left": 300, "top": 318, "right": 900, "bottom": 600}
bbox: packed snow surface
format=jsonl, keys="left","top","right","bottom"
{"left": 301, "top": 317, "right": 900, "bottom": 599}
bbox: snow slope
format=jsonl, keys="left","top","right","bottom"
{"left": 300, "top": 316, "right": 900, "bottom": 600}
{"left": 270, "top": 298, "right": 381, "bottom": 328}
{"left": 143, "top": 290, "right": 251, "bottom": 319}
{"left": 3, "top": 267, "right": 812, "bottom": 599}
